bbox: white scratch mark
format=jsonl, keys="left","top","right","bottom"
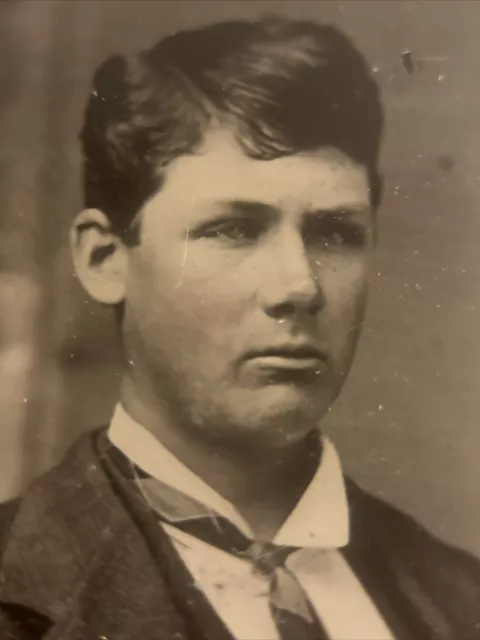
{"left": 175, "top": 227, "right": 190, "bottom": 289}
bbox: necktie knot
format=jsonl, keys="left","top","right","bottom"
{"left": 244, "top": 541, "right": 295, "bottom": 574}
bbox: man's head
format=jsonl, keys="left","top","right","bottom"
{"left": 72, "top": 16, "right": 383, "bottom": 449}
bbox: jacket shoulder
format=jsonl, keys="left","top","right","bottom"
{"left": 0, "top": 431, "right": 188, "bottom": 640}
{"left": 0, "top": 429, "right": 122, "bottom": 564}
{"left": 345, "top": 477, "right": 480, "bottom": 634}
{"left": 0, "top": 431, "right": 125, "bottom": 600}
{"left": 347, "top": 477, "right": 480, "bottom": 573}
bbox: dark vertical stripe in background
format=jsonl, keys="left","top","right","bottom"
{"left": 0, "top": 1, "right": 479, "bottom": 558}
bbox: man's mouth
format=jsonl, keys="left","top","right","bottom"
{"left": 244, "top": 344, "right": 329, "bottom": 374}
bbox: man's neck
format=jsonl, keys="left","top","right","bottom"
{"left": 120, "top": 377, "right": 322, "bottom": 540}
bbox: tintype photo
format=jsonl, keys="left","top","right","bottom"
{"left": 0, "top": 1, "right": 479, "bottom": 639}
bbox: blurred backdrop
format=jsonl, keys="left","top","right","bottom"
{"left": 0, "top": 0, "right": 479, "bottom": 556}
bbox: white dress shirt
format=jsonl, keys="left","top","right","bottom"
{"left": 109, "top": 404, "right": 394, "bottom": 640}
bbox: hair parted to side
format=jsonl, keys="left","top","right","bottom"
{"left": 81, "top": 16, "right": 384, "bottom": 234}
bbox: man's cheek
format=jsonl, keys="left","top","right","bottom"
{"left": 197, "top": 299, "right": 245, "bottom": 333}
{"left": 324, "top": 277, "right": 368, "bottom": 344}
{"left": 172, "top": 287, "right": 244, "bottom": 340}
{"left": 182, "top": 272, "right": 250, "bottom": 324}
{"left": 323, "top": 281, "right": 365, "bottom": 319}
{"left": 328, "top": 263, "right": 369, "bottom": 305}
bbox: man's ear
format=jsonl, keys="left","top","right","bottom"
{"left": 70, "top": 209, "right": 128, "bottom": 305}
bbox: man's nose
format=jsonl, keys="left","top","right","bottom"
{"left": 261, "top": 233, "right": 325, "bottom": 320}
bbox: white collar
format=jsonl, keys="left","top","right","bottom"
{"left": 108, "top": 403, "right": 349, "bottom": 548}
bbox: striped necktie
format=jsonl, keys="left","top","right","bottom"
{"left": 131, "top": 467, "right": 330, "bottom": 640}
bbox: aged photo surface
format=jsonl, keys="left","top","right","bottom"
{"left": 0, "top": 1, "right": 479, "bottom": 638}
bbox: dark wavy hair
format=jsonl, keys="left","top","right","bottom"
{"left": 80, "top": 16, "right": 383, "bottom": 235}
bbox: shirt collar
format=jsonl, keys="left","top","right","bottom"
{"left": 108, "top": 403, "right": 349, "bottom": 549}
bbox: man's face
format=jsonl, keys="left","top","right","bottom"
{"left": 122, "top": 128, "right": 374, "bottom": 448}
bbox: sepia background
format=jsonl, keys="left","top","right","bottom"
{"left": 0, "top": 0, "right": 479, "bottom": 557}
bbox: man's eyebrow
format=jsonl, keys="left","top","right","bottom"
{"left": 218, "top": 200, "right": 279, "bottom": 217}
{"left": 304, "top": 204, "right": 373, "bottom": 219}
{"left": 213, "top": 201, "right": 373, "bottom": 221}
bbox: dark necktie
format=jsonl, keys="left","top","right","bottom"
{"left": 131, "top": 467, "right": 330, "bottom": 640}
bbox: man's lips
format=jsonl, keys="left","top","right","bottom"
{"left": 243, "top": 345, "right": 329, "bottom": 373}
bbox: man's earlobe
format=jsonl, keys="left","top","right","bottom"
{"left": 70, "top": 209, "right": 128, "bottom": 305}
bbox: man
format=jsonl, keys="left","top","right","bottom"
{"left": 0, "top": 15, "right": 479, "bottom": 640}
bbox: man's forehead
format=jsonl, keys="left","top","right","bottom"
{"left": 159, "top": 127, "right": 371, "bottom": 211}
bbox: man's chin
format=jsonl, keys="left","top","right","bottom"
{"left": 256, "top": 382, "right": 332, "bottom": 415}
{"left": 185, "top": 381, "right": 335, "bottom": 449}
{"left": 222, "top": 387, "right": 330, "bottom": 448}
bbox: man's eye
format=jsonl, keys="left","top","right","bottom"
{"left": 306, "top": 220, "right": 367, "bottom": 250}
{"left": 200, "top": 218, "right": 262, "bottom": 242}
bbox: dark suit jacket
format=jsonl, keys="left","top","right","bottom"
{"left": 0, "top": 429, "right": 479, "bottom": 640}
